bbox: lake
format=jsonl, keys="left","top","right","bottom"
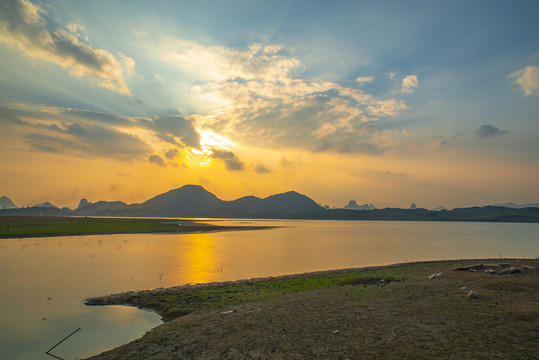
{"left": 1, "top": 220, "right": 538, "bottom": 359}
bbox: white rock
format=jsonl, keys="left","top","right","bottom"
{"left": 428, "top": 272, "right": 442, "bottom": 279}
{"left": 466, "top": 290, "right": 479, "bottom": 299}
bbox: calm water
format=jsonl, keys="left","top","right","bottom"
{"left": 1, "top": 220, "right": 538, "bottom": 359}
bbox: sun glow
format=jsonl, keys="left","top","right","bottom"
{"left": 199, "top": 129, "right": 235, "bottom": 152}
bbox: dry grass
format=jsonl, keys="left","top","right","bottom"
{"left": 85, "top": 259, "right": 539, "bottom": 360}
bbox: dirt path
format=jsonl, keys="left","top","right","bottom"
{"left": 85, "top": 259, "right": 538, "bottom": 359}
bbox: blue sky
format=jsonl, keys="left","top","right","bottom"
{"left": 1, "top": 0, "right": 538, "bottom": 208}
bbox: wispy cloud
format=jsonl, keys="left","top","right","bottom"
{"left": 0, "top": 104, "right": 202, "bottom": 161}
{"left": 0, "top": 0, "right": 133, "bottom": 95}
{"left": 508, "top": 66, "right": 539, "bottom": 96}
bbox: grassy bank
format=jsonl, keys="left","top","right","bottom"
{"left": 85, "top": 259, "right": 539, "bottom": 359}
{"left": 0, "top": 216, "right": 264, "bottom": 238}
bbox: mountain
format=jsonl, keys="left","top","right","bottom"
{"left": 0, "top": 196, "right": 17, "bottom": 210}
{"left": 76, "top": 198, "right": 91, "bottom": 211}
{"left": 494, "top": 202, "right": 539, "bottom": 209}
{"left": 136, "top": 186, "right": 322, "bottom": 218}
{"left": 31, "top": 201, "right": 58, "bottom": 209}
{"left": 344, "top": 200, "right": 375, "bottom": 210}
{"left": 140, "top": 185, "right": 225, "bottom": 216}
{"left": 74, "top": 200, "right": 128, "bottom": 216}
{"left": 224, "top": 191, "right": 322, "bottom": 218}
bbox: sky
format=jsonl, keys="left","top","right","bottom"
{"left": 1, "top": 0, "right": 538, "bottom": 210}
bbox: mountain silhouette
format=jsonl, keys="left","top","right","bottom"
{"left": 140, "top": 185, "right": 225, "bottom": 216}
{"left": 0, "top": 196, "right": 17, "bottom": 210}
{"left": 75, "top": 200, "right": 128, "bottom": 216}
{"left": 2, "top": 185, "right": 538, "bottom": 222}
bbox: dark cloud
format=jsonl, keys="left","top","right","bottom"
{"left": 148, "top": 154, "right": 166, "bottom": 167}
{"left": 165, "top": 148, "right": 180, "bottom": 160}
{"left": 255, "top": 163, "right": 271, "bottom": 174}
{"left": 475, "top": 124, "right": 507, "bottom": 138}
{"left": 211, "top": 149, "right": 244, "bottom": 171}
{"left": 137, "top": 115, "right": 201, "bottom": 149}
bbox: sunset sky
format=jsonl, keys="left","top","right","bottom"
{"left": 1, "top": 0, "right": 538, "bottom": 210}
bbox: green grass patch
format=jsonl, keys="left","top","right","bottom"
{"left": 88, "top": 267, "right": 404, "bottom": 320}
{"left": 0, "top": 216, "right": 239, "bottom": 238}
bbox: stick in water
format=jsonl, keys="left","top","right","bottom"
{"left": 46, "top": 327, "right": 82, "bottom": 360}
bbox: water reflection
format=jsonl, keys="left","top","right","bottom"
{"left": 182, "top": 233, "right": 218, "bottom": 284}
{"left": 0, "top": 220, "right": 538, "bottom": 359}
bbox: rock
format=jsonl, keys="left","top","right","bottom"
{"left": 428, "top": 272, "right": 442, "bottom": 279}
{"left": 484, "top": 269, "right": 498, "bottom": 274}
{"left": 466, "top": 290, "right": 479, "bottom": 299}
{"left": 498, "top": 267, "right": 522, "bottom": 275}
{"left": 522, "top": 265, "right": 536, "bottom": 270}
{"left": 454, "top": 264, "right": 486, "bottom": 272}
{"left": 459, "top": 286, "right": 468, "bottom": 291}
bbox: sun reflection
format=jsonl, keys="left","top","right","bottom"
{"left": 181, "top": 233, "right": 219, "bottom": 284}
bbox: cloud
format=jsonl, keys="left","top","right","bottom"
{"left": 475, "top": 124, "right": 507, "bottom": 138}
{"left": 171, "top": 38, "right": 411, "bottom": 155}
{"left": 148, "top": 154, "right": 166, "bottom": 167}
{"left": 1, "top": 104, "right": 151, "bottom": 160}
{"left": 210, "top": 149, "right": 244, "bottom": 171}
{"left": 255, "top": 164, "right": 271, "bottom": 174}
{"left": 162, "top": 40, "right": 301, "bottom": 83}
{"left": 0, "top": 0, "right": 133, "bottom": 95}
{"left": 356, "top": 75, "right": 374, "bottom": 83}
{"left": 137, "top": 115, "right": 201, "bottom": 149}
{"left": 165, "top": 147, "right": 180, "bottom": 160}
{"left": 401, "top": 75, "right": 419, "bottom": 94}
{"left": 507, "top": 66, "right": 539, "bottom": 96}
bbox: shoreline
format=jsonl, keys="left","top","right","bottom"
{"left": 84, "top": 258, "right": 536, "bottom": 320}
{"left": 84, "top": 258, "right": 539, "bottom": 359}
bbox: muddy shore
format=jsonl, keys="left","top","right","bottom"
{"left": 84, "top": 259, "right": 539, "bottom": 359}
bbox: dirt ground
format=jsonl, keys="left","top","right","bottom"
{"left": 85, "top": 260, "right": 538, "bottom": 360}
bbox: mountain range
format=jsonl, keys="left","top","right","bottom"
{"left": 1, "top": 186, "right": 538, "bottom": 222}
{"left": 0, "top": 185, "right": 323, "bottom": 218}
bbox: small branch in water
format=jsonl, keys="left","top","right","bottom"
{"left": 45, "top": 327, "right": 81, "bottom": 360}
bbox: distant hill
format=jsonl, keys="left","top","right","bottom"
{"left": 494, "top": 202, "right": 539, "bottom": 209}
{"left": 31, "top": 202, "right": 58, "bottom": 209}
{"left": 0, "top": 196, "right": 17, "bottom": 210}
{"left": 431, "top": 205, "right": 448, "bottom": 211}
{"left": 75, "top": 200, "right": 128, "bottom": 216}
{"left": 293, "top": 206, "right": 539, "bottom": 223}
{"left": 344, "top": 200, "right": 375, "bottom": 210}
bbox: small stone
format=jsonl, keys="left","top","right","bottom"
{"left": 466, "top": 290, "right": 479, "bottom": 299}
{"left": 484, "top": 269, "right": 498, "bottom": 274}
{"left": 459, "top": 286, "right": 468, "bottom": 291}
{"left": 428, "top": 272, "right": 442, "bottom": 279}
{"left": 522, "top": 265, "right": 536, "bottom": 270}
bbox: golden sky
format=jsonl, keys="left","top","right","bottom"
{"left": 1, "top": 0, "right": 538, "bottom": 210}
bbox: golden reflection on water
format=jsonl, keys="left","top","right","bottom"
{"left": 181, "top": 233, "right": 219, "bottom": 284}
